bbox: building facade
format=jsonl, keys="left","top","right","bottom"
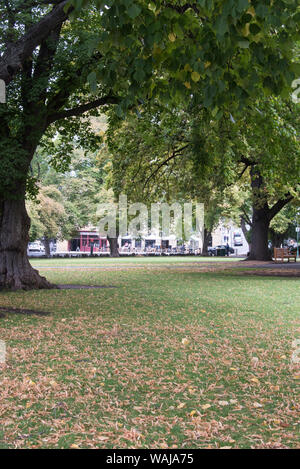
{"left": 58, "top": 221, "right": 249, "bottom": 255}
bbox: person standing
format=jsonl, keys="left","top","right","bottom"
{"left": 90, "top": 239, "right": 94, "bottom": 256}
{"left": 226, "top": 243, "right": 230, "bottom": 256}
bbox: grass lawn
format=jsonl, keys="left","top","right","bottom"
{"left": 0, "top": 258, "right": 299, "bottom": 449}
{"left": 29, "top": 255, "right": 241, "bottom": 266}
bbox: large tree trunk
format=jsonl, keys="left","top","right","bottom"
{"left": 247, "top": 207, "right": 271, "bottom": 261}
{"left": 107, "top": 236, "right": 119, "bottom": 257}
{"left": 246, "top": 168, "right": 271, "bottom": 261}
{"left": 0, "top": 199, "right": 54, "bottom": 290}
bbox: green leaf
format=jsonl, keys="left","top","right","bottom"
{"left": 215, "top": 14, "right": 228, "bottom": 38}
{"left": 127, "top": 3, "right": 142, "bottom": 19}
{"left": 87, "top": 71, "right": 97, "bottom": 93}
{"left": 238, "top": 40, "right": 250, "bottom": 49}
{"left": 191, "top": 71, "right": 201, "bottom": 82}
{"left": 236, "top": 0, "right": 250, "bottom": 13}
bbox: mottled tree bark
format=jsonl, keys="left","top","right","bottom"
{"left": 247, "top": 207, "right": 271, "bottom": 260}
{"left": 0, "top": 198, "right": 53, "bottom": 290}
{"left": 246, "top": 168, "right": 271, "bottom": 261}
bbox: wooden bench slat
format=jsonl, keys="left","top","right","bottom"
{"left": 274, "top": 247, "right": 297, "bottom": 263}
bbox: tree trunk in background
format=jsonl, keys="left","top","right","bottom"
{"left": 43, "top": 236, "right": 51, "bottom": 257}
{"left": 202, "top": 228, "right": 212, "bottom": 255}
{"left": 269, "top": 229, "right": 285, "bottom": 248}
{"left": 0, "top": 199, "right": 54, "bottom": 290}
{"left": 107, "top": 236, "right": 119, "bottom": 257}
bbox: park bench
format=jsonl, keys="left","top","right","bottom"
{"left": 274, "top": 247, "right": 296, "bottom": 263}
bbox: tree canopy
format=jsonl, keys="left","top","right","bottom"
{"left": 70, "top": 0, "right": 300, "bottom": 113}
{"left": 105, "top": 95, "right": 300, "bottom": 258}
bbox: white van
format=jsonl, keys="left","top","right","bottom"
{"left": 233, "top": 232, "right": 243, "bottom": 246}
{"left": 27, "top": 241, "right": 45, "bottom": 256}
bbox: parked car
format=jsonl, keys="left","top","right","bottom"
{"left": 207, "top": 246, "right": 216, "bottom": 256}
{"left": 27, "top": 241, "right": 45, "bottom": 256}
{"left": 208, "top": 245, "right": 234, "bottom": 256}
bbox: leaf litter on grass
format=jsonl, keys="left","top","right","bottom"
{"left": 0, "top": 261, "right": 299, "bottom": 448}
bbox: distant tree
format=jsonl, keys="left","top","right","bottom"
{"left": 27, "top": 186, "right": 66, "bottom": 256}
{"left": 269, "top": 204, "right": 300, "bottom": 248}
{"left": 226, "top": 98, "right": 300, "bottom": 259}
{"left": 96, "top": 149, "right": 120, "bottom": 257}
{"left": 30, "top": 145, "right": 108, "bottom": 249}
{"left": 106, "top": 105, "right": 241, "bottom": 253}
{"left": 106, "top": 97, "right": 300, "bottom": 260}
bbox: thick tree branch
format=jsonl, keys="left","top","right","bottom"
{"left": 45, "top": 49, "right": 104, "bottom": 121}
{"left": 33, "top": 23, "right": 62, "bottom": 82}
{"left": 240, "top": 155, "right": 256, "bottom": 167}
{"left": 0, "top": 0, "right": 71, "bottom": 84}
{"left": 143, "top": 144, "right": 189, "bottom": 189}
{"left": 47, "top": 95, "right": 121, "bottom": 125}
{"left": 241, "top": 209, "right": 252, "bottom": 227}
{"left": 268, "top": 194, "right": 294, "bottom": 221}
{"left": 238, "top": 163, "right": 249, "bottom": 179}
